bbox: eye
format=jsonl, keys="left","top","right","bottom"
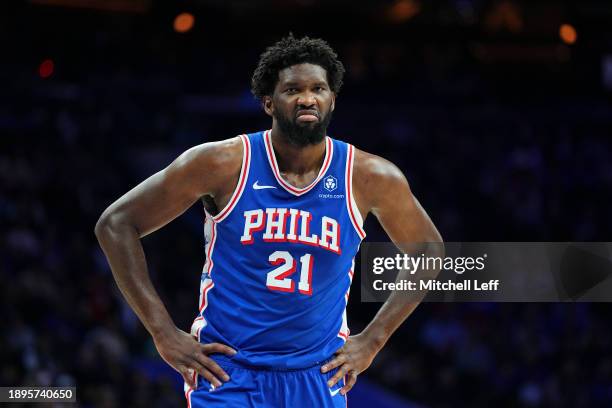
{"left": 286, "top": 88, "right": 298, "bottom": 94}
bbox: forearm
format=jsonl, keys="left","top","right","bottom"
{"left": 360, "top": 243, "right": 443, "bottom": 350}
{"left": 95, "top": 217, "right": 175, "bottom": 338}
{"left": 360, "top": 289, "right": 419, "bottom": 352}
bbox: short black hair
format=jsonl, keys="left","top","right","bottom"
{"left": 251, "top": 34, "right": 345, "bottom": 100}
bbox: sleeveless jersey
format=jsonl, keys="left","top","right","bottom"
{"left": 190, "top": 130, "right": 366, "bottom": 370}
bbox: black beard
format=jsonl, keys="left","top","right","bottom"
{"left": 274, "top": 109, "right": 333, "bottom": 147}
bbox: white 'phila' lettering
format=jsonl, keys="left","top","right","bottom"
{"left": 263, "top": 208, "right": 288, "bottom": 241}
{"left": 241, "top": 208, "right": 341, "bottom": 255}
{"left": 240, "top": 209, "right": 265, "bottom": 244}
{"left": 319, "top": 216, "right": 340, "bottom": 254}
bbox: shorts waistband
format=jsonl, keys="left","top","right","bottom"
{"left": 210, "top": 354, "right": 334, "bottom": 372}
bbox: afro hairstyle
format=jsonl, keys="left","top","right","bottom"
{"left": 251, "top": 34, "right": 345, "bottom": 100}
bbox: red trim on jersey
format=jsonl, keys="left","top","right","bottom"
{"left": 185, "top": 388, "right": 193, "bottom": 408}
{"left": 212, "top": 134, "right": 251, "bottom": 222}
{"left": 346, "top": 145, "right": 366, "bottom": 239}
{"left": 199, "top": 281, "right": 215, "bottom": 312}
{"left": 191, "top": 316, "right": 205, "bottom": 340}
{"left": 207, "top": 220, "right": 216, "bottom": 274}
{"left": 339, "top": 265, "right": 354, "bottom": 340}
{"left": 184, "top": 368, "right": 197, "bottom": 408}
{"left": 188, "top": 215, "right": 221, "bottom": 401}
{"left": 199, "top": 222, "right": 217, "bottom": 312}
{"left": 346, "top": 269, "right": 353, "bottom": 299}
{"left": 264, "top": 130, "right": 333, "bottom": 196}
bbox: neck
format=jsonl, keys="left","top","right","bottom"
{"left": 270, "top": 124, "right": 326, "bottom": 175}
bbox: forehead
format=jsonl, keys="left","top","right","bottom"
{"left": 276, "top": 63, "right": 329, "bottom": 86}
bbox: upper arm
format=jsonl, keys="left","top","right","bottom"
{"left": 352, "top": 150, "right": 443, "bottom": 248}
{"left": 96, "top": 137, "right": 243, "bottom": 238}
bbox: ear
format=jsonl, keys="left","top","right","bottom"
{"left": 330, "top": 93, "right": 336, "bottom": 112}
{"left": 263, "top": 96, "right": 274, "bottom": 117}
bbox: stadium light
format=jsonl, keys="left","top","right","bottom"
{"left": 559, "top": 24, "right": 577, "bottom": 45}
{"left": 387, "top": 0, "right": 421, "bottom": 23}
{"left": 174, "top": 12, "right": 195, "bottom": 33}
{"left": 39, "top": 59, "right": 54, "bottom": 78}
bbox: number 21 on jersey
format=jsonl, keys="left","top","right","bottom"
{"left": 267, "top": 251, "right": 313, "bottom": 295}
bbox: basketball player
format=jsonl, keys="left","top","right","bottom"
{"left": 95, "top": 35, "right": 442, "bottom": 407}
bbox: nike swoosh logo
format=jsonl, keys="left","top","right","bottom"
{"left": 253, "top": 181, "right": 276, "bottom": 190}
{"left": 329, "top": 388, "right": 341, "bottom": 397}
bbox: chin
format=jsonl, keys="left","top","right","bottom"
{"left": 296, "top": 121, "right": 319, "bottom": 128}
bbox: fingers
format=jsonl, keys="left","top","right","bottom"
{"left": 193, "top": 352, "right": 230, "bottom": 383}
{"left": 321, "top": 355, "right": 345, "bottom": 373}
{"left": 196, "top": 342, "right": 235, "bottom": 384}
{"left": 189, "top": 356, "right": 225, "bottom": 388}
{"left": 201, "top": 342, "right": 237, "bottom": 356}
{"left": 159, "top": 333, "right": 237, "bottom": 389}
{"left": 340, "top": 371, "right": 358, "bottom": 395}
{"left": 327, "top": 364, "right": 347, "bottom": 388}
{"left": 179, "top": 366, "right": 197, "bottom": 389}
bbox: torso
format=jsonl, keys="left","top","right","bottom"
{"left": 191, "top": 130, "right": 365, "bottom": 369}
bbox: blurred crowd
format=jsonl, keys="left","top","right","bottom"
{"left": 2, "top": 1, "right": 612, "bottom": 407}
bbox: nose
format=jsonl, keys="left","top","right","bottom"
{"left": 297, "top": 91, "right": 317, "bottom": 107}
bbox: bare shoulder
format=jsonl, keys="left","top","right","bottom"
{"left": 352, "top": 147, "right": 411, "bottom": 216}
{"left": 171, "top": 136, "right": 244, "bottom": 197}
{"left": 179, "top": 136, "right": 242, "bottom": 172}
{"left": 352, "top": 148, "right": 406, "bottom": 184}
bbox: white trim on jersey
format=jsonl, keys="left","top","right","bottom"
{"left": 186, "top": 217, "right": 219, "bottom": 401}
{"left": 263, "top": 130, "right": 334, "bottom": 196}
{"left": 337, "top": 259, "right": 355, "bottom": 341}
{"left": 184, "top": 372, "right": 196, "bottom": 408}
{"left": 199, "top": 218, "right": 217, "bottom": 314}
{"left": 185, "top": 136, "right": 248, "bottom": 402}
{"left": 211, "top": 134, "right": 251, "bottom": 223}
{"left": 345, "top": 144, "right": 366, "bottom": 240}
{"left": 338, "top": 308, "right": 349, "bottom": 341}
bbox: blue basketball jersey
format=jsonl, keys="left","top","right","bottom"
{"left": 190, "top": 129, "right": 366, "bottom": 370}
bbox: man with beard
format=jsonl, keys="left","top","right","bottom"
{"left": 95, "top": 35, "right": 442, "bottom": 407}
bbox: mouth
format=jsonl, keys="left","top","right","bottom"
{"left": 295, "top": 109, "right": 320, "bottom": 123}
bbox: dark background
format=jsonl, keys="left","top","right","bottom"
{"left": 1, "top": 0, "right": 612, "bottom": 407}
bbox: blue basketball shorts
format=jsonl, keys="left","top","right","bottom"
{"left": 185, "top": 356, "right": 347, "bottom": 408}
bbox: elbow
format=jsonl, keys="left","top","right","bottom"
{"left": 425, "top": 228, "right": 445, "bottom": 258}
{"left": 430, "top": 223, "right": 444, "bottom": 244}
{"left": 94, "top": 208, "right": 122, "bottom": 239}
{"left": 94, "top": 209, "right": 138, "bottom": 241}
{"left": 431, "top": 234, "right": 445, "bottom": 259}
{"left": 433, "top": 230, "right": 444, "bottom": 245}
{"left": 94, "top": 211, "right": 111, "bottom": 240}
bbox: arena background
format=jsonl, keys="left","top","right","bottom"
{"left": 2, "top": 0, "right": 612, "bottom": 406}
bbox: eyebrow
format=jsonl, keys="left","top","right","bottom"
{"left": 281, "top": 81, "right": 328, "bottom": 87}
